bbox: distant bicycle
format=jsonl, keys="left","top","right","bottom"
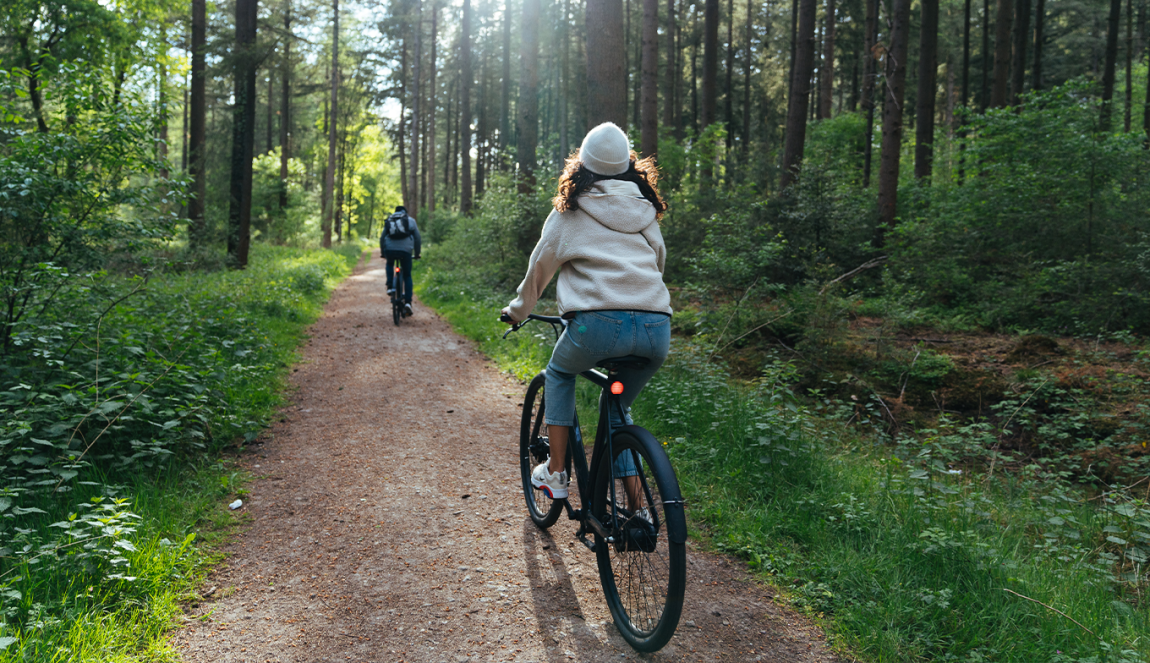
{"left": 502, "top": 312, "right": 686, "bottom": 652}
{"left": 389, "top": 263, "right": 410, "bottom": 326}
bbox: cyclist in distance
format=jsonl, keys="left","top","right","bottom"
{"left": 502, "top": 122, "right": 671, "bottom": 501}
{"left": 381, "top": 205, "right": 422, "bottom": 316}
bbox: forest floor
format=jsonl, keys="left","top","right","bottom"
{"left": 168, "top": 250, "right": 844, "bottom": 663}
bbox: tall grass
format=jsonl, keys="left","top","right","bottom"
{"left": 0, "top": 244, "right": 362, "bottom": 661}
{"left": 418, "top": 258, "right": 1150, "bottom": 663}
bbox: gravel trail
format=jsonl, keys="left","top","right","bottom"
{"left": 171, "top": 250, "right": 843, "bottom": 663}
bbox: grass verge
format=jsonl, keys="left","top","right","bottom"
{"left": 417, "top": 259, "right": 1150, "bottom": 663}
{"left": 0, "top": 244, "right": 363, "bottom": 661}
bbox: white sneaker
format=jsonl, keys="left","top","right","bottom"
{"left": 531, "top": 462, "right": 569, "bottom": 499}
{"left": 404, "top": 303, "right": 413, "bottom": 316}
{"left": 634, "top": 507, "right": 652, "bottom": 524}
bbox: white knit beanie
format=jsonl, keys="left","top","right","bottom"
{"left": 579, "top": 122, "right": 632, "bottom": 176}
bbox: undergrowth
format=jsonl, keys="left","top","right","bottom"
{"left": 0, "top": 243, "right": 362, "bottom": 660}
{"left": 418, "top": 251, "right": 1150, "bottom": 663}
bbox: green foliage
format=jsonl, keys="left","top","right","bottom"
{"left": 0, "top": 244, "right": 359, "bottom": 657}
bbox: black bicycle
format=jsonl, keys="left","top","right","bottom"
{"left": 390, "top": 263, "right": 409, "bottom": 326}
{"left": 502, "top": 312, "right": 686, "bottom": 652}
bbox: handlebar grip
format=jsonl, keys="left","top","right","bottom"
{"left": 500, "top": 312, "right": 514, "bottom": 323}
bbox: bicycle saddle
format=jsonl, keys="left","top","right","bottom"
{"left": 595, "top": 355, "right": 651, "bottom": 371}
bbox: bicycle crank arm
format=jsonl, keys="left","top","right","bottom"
{"left": 584, "top": 512, "right": 616, "bottom": 543}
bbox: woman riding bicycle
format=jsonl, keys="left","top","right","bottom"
{"left": 502, "top": 122, "right": 671, "bottom": 500}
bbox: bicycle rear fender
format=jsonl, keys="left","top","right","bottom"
{"left": 612, "top": 425, "right": 688, "bottom": 546}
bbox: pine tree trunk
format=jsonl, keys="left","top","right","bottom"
{"left": 1101, "top": 0, "right": 1121, "bottom": 129}
{"left": 409, "top": 0, "right": 422, "bottom": 218}
{"left": 477, "top": 47, "right": 489, "bottom": 197}
{"left": 560, "top": 0, "right": 570, "bottom": 158}
{"left": 915, "top": 0, "right": 938, "bottom": 180}
{"left": 861, "top": 0, "right": 877, "bottom": 187}
{"left": 227, "top": 0, "right": 258, "bottom": 267}
{"left": 789, "top": 0, "right": 799, "bottom": 102}
{"left": 780, "top": 0, "right": 817, "bottom": 189}
{"left": 981, "top": 0, "right": 990, "bottom": 109}
{"left": 990, "top": 0, "right": 1012, "bottom": 108}
{"left": 501, "top": 0, "right": 511, "bottom": 152}
{"left": 963, "top": 0, "right": 971, "bottom": 104}
{"left": 725, "top": 0, "right": 734, "bottom": 149}
{"left": 663, "top": 0, "right": 676, "bottom": 130}
{"left": 428, "top": 1, "right": 437, "bottom": 213}
{"left": 158, "top": 45, "right": 169, "bottom": 179}
{"left": 266, "top": 73, "right": 274, "bottom": 154}
{"left": 819, "top": 0, "right": 835, "bottom": 119}
{"left": 1010, "top": 0, "right": 1029, "bottom": 104}
{"left": 1124, "top": 0, "right": 1133, "bottom": 131}
{"left": 586, "top": 0, "right": 627, "bottom": 127}
{"left": 279, "top": 0, "right": 291, "bottom": 213}
{"left": 877, "top": 0, "right": 911, "bottom": 232}
{"left": 640, "top": 0, "right": 659, "bottom": 158}
{"left": 459, "top": 0, "right": 473, "bottom": 213}
{"left": 322, "top": 0, "right": 339, "bottom": 247}
{"left": 702, "top": 0, "right": 718, "bottom": 130}
{"left": 1032, "top": 0, "right": 1044, "bottom": 90}
{"left": 518, "top": 0, "right": 540, "bottom": 188}
{"left": 188, "top": 0, "right": 207, "bottom": 245}
{"left": 742, "top": 0, "right": 752, "bottom": 152}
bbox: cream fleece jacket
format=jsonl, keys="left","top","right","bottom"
{"left": 507, "top": 179, "right": 672, "bottom": 320}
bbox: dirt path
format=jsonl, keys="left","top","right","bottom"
{"left": 171, "top": 251, "right": 843, "bottom": 663}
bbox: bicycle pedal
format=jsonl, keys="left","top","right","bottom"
{"left": 578, "top": 535, "right": 597, "bottom": 552}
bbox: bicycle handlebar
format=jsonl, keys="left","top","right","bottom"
{"left": 500, "top": 312, "right": 566, "bottom": 339}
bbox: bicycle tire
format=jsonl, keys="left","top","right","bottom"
{"left": 592, "top": 428, "right": 686, "bottom": 652}
{"left": 393, "top": 300, "right": 401, "bottom": 326}
{"left": 520, "top": 373, "right": 564, "bottom": 528}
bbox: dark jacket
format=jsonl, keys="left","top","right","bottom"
{"left": 380, "top": 213, "right": 421, "bottom": 256}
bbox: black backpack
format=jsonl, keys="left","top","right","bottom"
{"left": 384, "top": 211, "right": 411, "bottom": 240}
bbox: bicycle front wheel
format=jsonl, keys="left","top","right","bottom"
{"left": 592, "top": 428, "right": 686, "bottom": 652}
{"left": 520, "top": 373, "right": 564, "bottom": 528}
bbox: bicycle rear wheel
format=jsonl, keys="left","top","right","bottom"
{"left": 592, "top": 428, "right": 686, "bottom": 652}
{"left": 392, "top": 299, "right": 401, "bottom": 325}
{"left": 520, "top": 373, "right": 564, "bottom": 528}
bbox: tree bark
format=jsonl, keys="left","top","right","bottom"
{"left": 266, "top": 72, "right": 274, "bottom": 153}
{"left": 428, "top": 1, "right": 438, "bottom": 213}
{"left": 990, "top": 0, "right": 1012, "bottom": 108}
{"left": 742, "top": 0, "right": 752, "bottom": 152}
{"left": 560, "top": 0, "right": 571, "bottom": 158}
{"left": 158, "top": 48, "right": 169, "bottom": 179}
{"left": 322, "top": 0, "right": 339, "bottom": 248}
{"left": 663, "top": 0, "right": 677, "bottom": 130}
{"left": 1101, "top": 0, "right": 1121, "bottom": 130}
{"left": 640, "top": 0, "right": 659, "bottom": 158}
{"left": 981, "top": 0, "right": 990, "bottom": 109}
{"left": 586, "top": 0, "right": 628, "bottom": 127}
{"left": 788, "top": 0, "right": 799, "bottom": 103}
{"left": 1010, "top": 0, "right": 1029, "bottom": 104}
{"left": 459, "top": 0, "right": 473, "bottom": 214}
{"left": 409, "top": 0, "right": 422, "bottom": 218}
{"left": 819, "top": 0, "right": 836, "bottom": 119}
{"left": 702, "top": 0, "right": 718, "bottom": 130}
{"left": 227, "top": 0, "right": 258, "bottom": 267}
{"left": 963, "top": 0, "right": 971, "bottom": 105}
{"left": 188, "top": 0, "right": 207, "bottom": 245}
{"left": 861, "top": 0, "right": 877, "bottom": 187}
{"left": 501, "top": 0, "right": 512, "bottom": 152}
{"left": 725, "top": 0, "right": 734, "bottom": 149}
{"left": 1032, "top": 0, "right": 1044, "bottom": 90}
{"left": 518, "top": 0, "right": 540, "bottom": 188}
{"left": 780, "top": 0, "right": 817, "bottom": 189}
{"left": 279, "top": 0, "right": 291, "bottom": 213}
{"left": 915, "top": 0, "right": 938, "bottom": 180}
{"left": 1124, "top": 0, "right": 1133, "bottom": 131}
{"left": 877, "top": 0, "right": 911, "bottom": 232}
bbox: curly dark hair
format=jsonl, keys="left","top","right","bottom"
{"left": 552, "top": 151, "right": 667, "bottom": 220}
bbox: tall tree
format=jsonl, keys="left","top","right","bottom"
{"left": 227, "top": 0, "right": 259, "bottom": 267}
{"left": 742, "top": 0, "right": 752, "bottom": 152}
{"left": 459, "top": 0, "right": 473, "bottom": 213}
{"left": 1124, "top": 0, "right": 1133, "bottom": 131}
{"left": 915, "top": 0, "right": 939, "bottom": 179}
{"left": 1101, "top": 0, "right": 1122, "bottom": 129}
{"left": 963, "top": 0, "right": 971, "bottom": 105}
{"left": 861, "top": 0, "right": 877, "bottom": 186}
{"left": 409, "top": 0, "right": 422, "bottom": 217}
{"left": 188, "top": 0, "right": 207, "bottom": 245}
{"left": 640, "top": 0, "right": 658, "bottom": 158}
{"left": 1010, "top": 0, "right": 1030, "bottom": 104}
{"left": 279, "top": 0, "right": 291, "bottom": 212}
{"left": 877, "top": 0, "right": 911, "bottom": 231}
{"left": 990, "top": 0, "right": 1013, "bottom": 107}
{"left": 725, "top": 0, "right": 734, "bottom": 149}
{"left": 428, "top": 0, "right": 438, "bottom": 213}
{"left": 560, "top": 0, "right": 570, "bottom": 158}
{"left": 981, "top": 0, "right": 990, "bottom": 109}
{"left": 1032, "top": 0, "right": 1044, "bottom": 90}
{"left": 518, "top": 0, "right": 540, "bottom": 187}
{"left": 780, "top": 0, "right": 817, "bottom": 189}
{"left": 322, "top": 0, "right": 339, "bottom": 247}
{"left": 819, "top": 0, "right": 836, "bottom": 119}
{"left": 663, "top": 0, "right": 677, "bottom": 130}
{"left": 586, "top": 0, "right": 627, "bottom": 126}
{"left": 702, "top": 0, "right": 718, "bottom": 129}
{"left": 501, "top": 0, "right": 511, "bottom": 152}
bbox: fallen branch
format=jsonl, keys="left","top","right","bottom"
{"left": 1001, "top": 589, "right": 1094, "bottom": 637}
{"left": 820, "top": 256, "right": 888, "bottom": 295}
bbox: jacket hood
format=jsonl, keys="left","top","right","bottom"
{"left": 576, "top": 180, "right": 656, "bottom": 234}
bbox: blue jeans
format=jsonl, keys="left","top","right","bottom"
{"left": 384, "top": 251, "right": 413, "bottom": 304}
{"left": 545, "top": 309, "right": 670, "bottom": 423}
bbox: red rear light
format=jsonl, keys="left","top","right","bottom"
{"left": 610, "top": 382, "right": 624, "bottom": 395}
